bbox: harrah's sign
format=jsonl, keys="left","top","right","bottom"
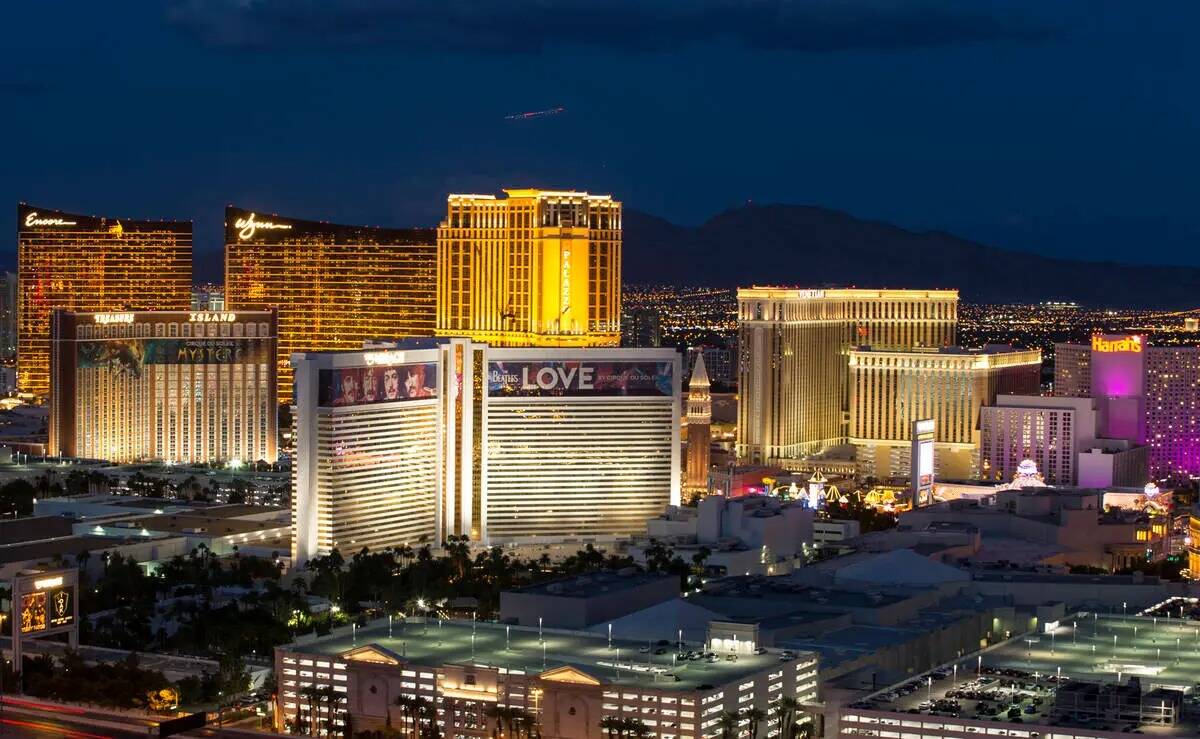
{"left": 1092, "top": 335, "right": 1143, "bottom": 353}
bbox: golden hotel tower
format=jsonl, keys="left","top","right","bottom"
{"left": 224, "top": 207, "right": 437, "bottom": 403}
{"left": 436, "top": 190, "right": 621, "bottom": 347}
{"left": 17, "top": 204, "right": 192, "bottom": 397}
{"left": 737, "top": 288, "right": 958, "bottom": 464}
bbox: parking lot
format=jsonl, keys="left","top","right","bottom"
{"left": 851, "top": 613, "right": 1200, "bottom": 735}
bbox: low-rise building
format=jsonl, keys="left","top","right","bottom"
{"left": 274, "top": 617, "right": 820, "bottom": 738}
{"left": 500, "top": 572, "right": 679, "bottom": 630}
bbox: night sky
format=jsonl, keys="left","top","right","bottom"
{"left": 4, "top": 1, "right": 1197, "bottom": 281}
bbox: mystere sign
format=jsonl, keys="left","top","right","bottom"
{"left": 487, "top": 360, "right": 674, "bottom": 397}
{"left": 77, "top": 338, "right": 272, "bottom": 376}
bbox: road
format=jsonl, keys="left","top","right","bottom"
{"left": 0, "top": 714, "right": 152, "bottom": 738}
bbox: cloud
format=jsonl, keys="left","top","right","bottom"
{"left": 164, "top": 0, "right": 1057, "bottom": 54}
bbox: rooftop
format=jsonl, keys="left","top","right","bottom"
{"left": 852, "top": 613, "right": 1200, "bottom": 735}
{"left": 508, "top": 571, "right": 676, "bottom": 599}
{"left": 0, "top": 534, "right": 158, "bottom": 565}
{"left": 285, "top": 618, "right": 800, "bottom": 692}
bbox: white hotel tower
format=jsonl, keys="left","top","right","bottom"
{"left": 291, "top": 341, "right": 680, "bottom": 566}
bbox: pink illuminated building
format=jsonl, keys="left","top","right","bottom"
{"left": 1054, "top": 335, "right": 1200, "bottom": 481}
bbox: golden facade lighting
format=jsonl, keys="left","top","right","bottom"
{"left": 17, "top": 204, "right": 192, "bottom": 397}
{"left": 848, "top": 346, "right": 1041, "bottom": 479}
{"left": 436, "top": 189, "right": 621, "bottom": 347}
{"left": 737, "top": 288, "right": 959, "bottom": 464}
{"left": 224, "top": 207, "right": 436, "bottom": 404}
{"left": 49, "top": 310, "right": 278, "bottom": 465}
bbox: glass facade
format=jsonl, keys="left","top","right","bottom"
{"left": 17, "top": 204, "right": 192, "bottom": 397}
{"left": 224, "top": 207, "right": 436, "bottom": 404}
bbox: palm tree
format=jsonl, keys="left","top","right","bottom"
{"left": 297, "top": 685, "right": 321, "bottom": 735}
{"left": 717, "top": 711, "right": 740, "bottom": 739}
{"left": 318, "top": 685, "right": 342, "bottom": 736}
{"left": 598, "top": 715, "right": 623, "bottom": 739}
{"left": 622, "top": 717, "right": 650, "bottom": 738}
{"left": 484, "top": 704, "right": 508, "bottom": 739}
{"left": 775, "top": 696, "right": 802, "bottom": 739}
{"left": 394, "top": 695, "right": 419, "bottom": 738}
{"left": 418, "top": 696, "right": 441, "bottom": 738}
{"left": 741, "top": 706, "right": 766, "bottom": 738}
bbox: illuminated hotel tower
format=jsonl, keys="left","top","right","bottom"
{"left": 737, "top": 288, "right": 958, "bottom": 464}
{"left": 49, "top": 310, "right": 278, "bottom": 465}
{"left": 685, "top": 353, "right": 712, "bottom": 491}
{"left": 436, "top": 190, "right": 621, "bottom": 347}
{"left": 849, "top": 345, "right": 1041, "bottom": 479}
{"left": 224, "top": 207, "right": 436, "bottom": 403}
{"left": 17, "top": 204, "right": 192, "bottom": 397}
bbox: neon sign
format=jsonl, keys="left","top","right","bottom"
{"left": 235, "top": 213, "right": 292, "bottom": 240}
{"left": 33, "top": 576, "right": 63, "bottom": 590}
{"left": 522, "top": 364, "right": 594, "bottom": 391}
{"left": 93, "top": 313, "right": 134, "bottom": 325}
{"left": 24, "top": 212, "right": 77, "bottom": 227}
{"left": 363, "top": 351, "right": 406, "bottom": 366}
{"left": 1092, "top": 335, "right": 1142, "bottom": 353}
{"left": 561, "top": 248, "right": 571, "bottom": 314}
{"left": 188, "top": 312, "right": 236, "bottom": 323}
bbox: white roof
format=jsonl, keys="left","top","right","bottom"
{"left": 585, "top": 597, "right": 724, "bottom": 644}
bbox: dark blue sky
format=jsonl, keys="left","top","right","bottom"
{"left": 4, "top": 1, "right": 1197, "bottom": 281}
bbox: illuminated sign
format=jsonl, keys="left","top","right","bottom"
{"left": 24, "top": 211, "right": 77, "bottom": 228}
{"left": 363, "top": 350, "right": 406, "bottom": 366}
{"left": 33, "top": 576, "right": 63, "bottom": 590}
{"left": 318, "top": 362, "right": 438, "bottom": 406}
{"left": 77, "top": 338, "right": 272, "bottom": 374}
{"left": 488, "top": 360, "right": 674, "bottom": 397}
{"left": 1092, "top": 335, "right": 1143, "bottom": 353}
{"left": 795, "top": 289, "right": 826, "bottom": 299}
{"left": 93, "top": 313, "right": 135, "bottom": 325}
{"left": 19, "top": 581, "right": 75, "bottom": 634}
{"left": 188, "top": 312, "right": 236, "bottom": 323}
{"left": 561, "top": 248, "right": 571, "bottom": 313}
{"left": 911, "top": 418, "right": 935, "bottom": 506}
{"left": 235, "top": 213, "right": 293, "bottom": 240}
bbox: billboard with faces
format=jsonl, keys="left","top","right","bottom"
{"left": 318, "top": 362, "right": 438, "bottom": 407}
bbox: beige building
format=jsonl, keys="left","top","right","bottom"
{"left": 1052, "top": 341, "right": 1092, "bottom": 397}
{"left": 49, "top": 310, "right": 277, "bottom": 465}
{"left": 685, "top": 354, "right": 712, "bottom": 491}
{"left": 436, "top": 190, "right": 621, "bottom": 348}
{"left": 18, "top": 204, "right": 192, "bottom": 398}
{"left": 275, "top": 618, "right": 819, "bottom": 739}
{"left": 736, "top": 288, "right": 958, "bottom": 464}
{"left": 849, "top": 346, "right": 1041, "bottom": 479}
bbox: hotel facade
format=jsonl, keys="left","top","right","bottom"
{"left": 291, "top": 342, "right": 679, "bottom": 566}
{"left": 436, "top": 190, "right": 622, "bottom": 348}
{"left": 736, "top": 288, "right": 958, "bottom": 465}
{"left": 1055, "top": 335, "right": 1200, "bottom": 480}
{"left": 48, "top": 310, "right": 278, "bottom": 465}
{"left": 847, "top": 346, "right": 1042, "bottom": 479}
{"left": 224, "top": 207, "right": 436, "bottom": 403}
{"left": 17, "top": 204, "right": 192, "bottom": 397}
{"left": 275, "top": 618, "right": 819, "bottom": 739}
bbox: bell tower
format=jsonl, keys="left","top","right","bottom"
{"left": 686, "top": 353, "right": 712, "bottom": 491}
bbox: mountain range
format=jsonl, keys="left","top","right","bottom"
{"left": 622, "top": 204, "right": 1200, "bottom": 309}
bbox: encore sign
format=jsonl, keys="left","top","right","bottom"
{"left": 1092, "top": 335, "right": 1143, "bottom": 353}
